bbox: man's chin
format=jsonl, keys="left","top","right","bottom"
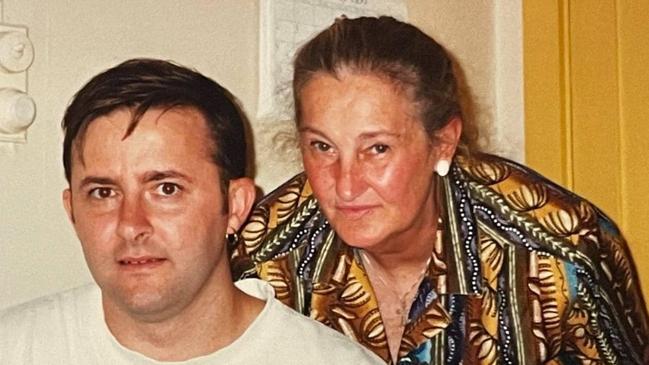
{"left": 104, "top": 287, "right": 177, "bottom": 322}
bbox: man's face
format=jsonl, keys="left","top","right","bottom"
{"left": 63, "top": 106, "right": 249, "bottom": 321}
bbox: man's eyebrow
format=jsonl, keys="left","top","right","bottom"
{"left": 143, "top": 170, "right": 192, "bottom": 183}
{"left": 79, "top": 176, "right": 117, "bottom": 188}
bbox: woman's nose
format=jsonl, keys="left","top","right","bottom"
{"left": 334, "top": 158, "right": 367, "bottom": 201}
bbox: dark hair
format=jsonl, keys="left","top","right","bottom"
{"left": 62, "top": 58, "right": 247, "bottom": 189}
{"left": 293, "top": 16, "right": 478, "bottom": 154}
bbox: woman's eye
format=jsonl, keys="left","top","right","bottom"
{"left": 156, "top": 183, "right": 181, "bottom": 196}
{"left": 89, "top": 187, "right": 115, "bottom": 199}
{"left": 371, "top": 144, "right": 390, "bottom": 154}
{"left": 311, "top": 141, "right": 332, "bottom": 152}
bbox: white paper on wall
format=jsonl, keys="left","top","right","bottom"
{"left": 258, "top": 0, "right": 408, "bottom": 120}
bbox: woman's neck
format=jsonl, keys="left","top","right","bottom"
{"left": 359, "top": 212, "right": 440, "bottom": 364}
{"left": 362, "top": 199, "right": 439, "bottom": 277}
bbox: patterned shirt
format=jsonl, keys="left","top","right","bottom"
{"left": 231, "top": 153, "right": 649, "bottom": 364}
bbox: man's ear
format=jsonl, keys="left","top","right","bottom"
{"left": 225, "top": 177, "right": 256, "bottom": 234}
{"left": 62, "top": 188, "right": 75, "bottom": 224}
{"left": 433, "top": 116, "right": 463, "bottom": 160}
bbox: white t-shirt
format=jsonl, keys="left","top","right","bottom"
{"left": 0, "top": 279, "right": 384, "bottom": 364}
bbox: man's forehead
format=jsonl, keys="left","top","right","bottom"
{"left": 70, "top": 106, "right": 215, "bottom": 176}
{"left": 71, "top": 108, "right": 132, "bottom": 169}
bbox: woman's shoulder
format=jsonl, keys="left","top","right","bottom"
{"left": 456, "top": 152, "right": 615, "bottom": 227}
{"left": 456, "top": 153, "right": 649, "bottom": 357}
{"left": 254, "top": 172, "right": 311, "bottom": 210}
{"left": 455, "top": 153, "right": 633, "bottom": 270}
{"left": 240, "top": 172, "right": 316, "bottom": 248}
{"left": 457, "top": 153, "right": 588, "bottom": 207}
{"left": 456, "top": 152, "right": 634, "bottom": 285}
{"left": 231, "top": 172, "right": 321, "bottom": 278}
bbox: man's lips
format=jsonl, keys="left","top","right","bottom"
{"left": 118, "top": 257, "right": 167, "bottom": 269}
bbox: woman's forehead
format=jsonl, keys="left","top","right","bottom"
{"left": 300, "top": 72, "right": 421, "bottom": 122}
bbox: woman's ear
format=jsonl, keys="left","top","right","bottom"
{"left": 433, "top": 116, "right": 463, "bottom": 160}
{"left": 225, "top": 177, "right": 256, "bottom": 234}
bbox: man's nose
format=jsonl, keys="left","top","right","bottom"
{"left": 116, "top": 195, "right": 153, "bottom": 243}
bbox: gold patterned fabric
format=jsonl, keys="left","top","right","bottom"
{"left": 230, "top": 153, "right": 649, "bottom": 364}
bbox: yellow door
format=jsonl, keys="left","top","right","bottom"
{"left": 524, "top": 1, "right": 649, "bottom": 300}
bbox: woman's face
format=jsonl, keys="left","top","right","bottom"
{"left": 298, "top": 71, "right": 451, "bottom": 252}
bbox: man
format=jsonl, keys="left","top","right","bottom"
{"left": 0, "top": 59, "right": 383, "bottom": 364}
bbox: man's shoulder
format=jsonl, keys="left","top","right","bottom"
{"left": 0, "top": 283, "right": 101, "bottom": 364}
{"left": 235, "top": 279, "right": 384, "bottom": 364}
{"left": 265, "top": 298, "right": 384, "bottom": 363}
{"left": 0, "top": 283, "right": 100, "bottom": 342}
{"left": 1, "top": 282, "right": 98, "bottom": 322}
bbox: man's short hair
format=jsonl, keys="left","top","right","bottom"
{"left": 62, "top": 58, "right": 247, "bottom": 190}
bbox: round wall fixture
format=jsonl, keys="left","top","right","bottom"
{"left": 0, "top": 87, "right": 36, "bottom": 134}
{"left": 0, "top": 31, "right": 35, "bottom": 73}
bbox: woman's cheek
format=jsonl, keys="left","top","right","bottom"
{"left": 366, "top": 161, "right": 397, "bottom": 191}
{"left": 304, "top": 163, "right": 336, "bottom": 202}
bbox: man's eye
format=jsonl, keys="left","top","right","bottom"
{"left": 89, "top": 187, "right": 115, "bottom": 199}
{"left": 370, "top": 144, "right": 390, "bottom": 154}
{"left": 311, "top": 141, "right": 332, "bottom": 152}
{"left": 156, "top": 183, "right": 181, "bottom": 196}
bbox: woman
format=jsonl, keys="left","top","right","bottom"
{"left": 231, "top": 16, "right": 649, "bottom": 364}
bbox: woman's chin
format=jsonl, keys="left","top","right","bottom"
{"left": 334, "top": 227, "right": 385, "bottom": 251}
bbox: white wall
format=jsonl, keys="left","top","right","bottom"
{"left": 0, "top": 0, "right": 522, "bottom": 309}
{"left": 494, "top": 0, "right": 524, "bottom": 161}
{"left": 409, "top": 0, "right": 524, "bottom": 160}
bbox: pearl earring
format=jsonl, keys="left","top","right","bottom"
{"left": 435, "top": 160, "right": 450, "bottom": 177}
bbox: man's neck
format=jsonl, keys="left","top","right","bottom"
{"left": 102, "top": 272, "right": 264, "bottom": 361}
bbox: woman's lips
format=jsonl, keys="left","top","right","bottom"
{"left": 335, "top": 204, "right": 378, "bottom": 219}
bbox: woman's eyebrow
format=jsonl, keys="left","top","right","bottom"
{"left": 357, "top": 131, "right": 401, "bottom": 140}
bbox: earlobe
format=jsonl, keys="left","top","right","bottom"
{"left": 62, "top": 188, "right": 75, "bottom": 224}
{"left": 225, "top": 177, "right": 256, "bottom": 234}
